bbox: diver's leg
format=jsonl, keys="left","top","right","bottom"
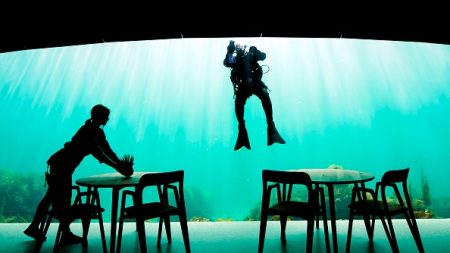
{"left": 234, "top": 92, "right": 251, "bottom": 150}
{"left": 254, "top": 85, "right": 274, "bottom": 124}
{"left": 254, "top": 85, "right": 286, "bottom": 146}
{"left": 235, "top": 91, "right": 247, "bottom": 125}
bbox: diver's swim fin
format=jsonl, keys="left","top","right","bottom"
{"left": 234, "top": 125, "right": 251, "bottom": 151}
{"left": 268, "top": 123, "right": 286, "bottom": 146}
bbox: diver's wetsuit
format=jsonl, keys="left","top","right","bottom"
{"left": 223, "top": 46, "right": 273, "bottom": 126}
{"left": 223, "top": 43, "right": 285, "bottom": 150}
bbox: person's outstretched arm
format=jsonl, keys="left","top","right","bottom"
{"left": 92, "top": 130, "right": 134, "bottom": 177}
{"left": 223, "top": 40, "right": 236, "bottom": 67}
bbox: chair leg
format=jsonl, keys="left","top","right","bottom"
{"left": 322, "top": 209, "right": 330, "bottom": 253}
{"left": 362, "top": 212, "right": 374, "bottom": 241}
{"left": 116, "top": 215, "right": 125, "bottom": 253}
{"left": 380, "top": 216, "right": 400, "bottom": 253}
{"left": 33, "top": 239, "right": 45, "bottom": 253}
{"left": 404, "top": 212, "right": 425, "bottom": 253}
{"left": 97, "top": 213, "right": 107, "bottom": 253}
{"left": 387, "top": 217, "right": 401, "bottom": 253}
{"left": 316, "top": 213, "right": 320, "bottom": 229}
{"left": 179, "top": 213, "right": 191, "bottom": 253}
{"left": 306, "top": 218, "right": 314, "bottom": 253}
{"left": 136, "top": 218, "right": 147, "bottom": 253}
{"left": 280, "top": 215, "right": 287, "bottom": 244}
{"left": 164, "top": 216, "right": 172, "bottom": 244}
{"left": 345, "top": 211, "right": 354, "bottom": 253}
{"left": 157, "top": 218, "right": 163, "bottom": 248}
{"left": 40, "top": 214, "right": 53, "bottom": 237}
{"left": 52, "top": 224, "right": 63, "bottom": 253}
{"left": 258, "top": 215, "right": 268, "bottom": 253}
{"left": 368, "top": 215, "right": 376, "bottom": 241}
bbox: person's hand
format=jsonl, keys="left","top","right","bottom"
{"left": 119, "top": 154, "right": 134, "bottom": 177}
{"left": 227, "top": 40, "right": 235, "bottom": 53}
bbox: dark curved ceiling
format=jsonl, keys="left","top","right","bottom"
{"left": 1, "top": 6, "right": 449, "bottom": 54}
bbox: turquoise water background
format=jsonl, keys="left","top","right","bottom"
{"left": 1, "top": 38, "right": 449, "bottom": 221}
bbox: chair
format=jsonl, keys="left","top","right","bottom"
{"left": 39, "top": 186, "right": 107, "bottom": 253}
{"left": 116, "top": 170, "right": 191, "bottom": 253}
{"left": 346, "top": 168, "right": 425, "bottom": 253}
{"left": 258, "top": 170, "right": 330, "bottom": 253}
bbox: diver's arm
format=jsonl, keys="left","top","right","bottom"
{"left": 224, "top": 53, "right": 236, "bottom": 67}
{"left": 223, "top": 40, "right": 237, "bottom": 67}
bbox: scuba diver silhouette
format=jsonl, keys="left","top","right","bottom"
{"left": 223, "top": 40, "right": 286, "bottom": 150}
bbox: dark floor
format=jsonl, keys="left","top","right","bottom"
{"left": 1, "top": 219, "right": 447, "bottom": 253}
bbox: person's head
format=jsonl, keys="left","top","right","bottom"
{"left": 91, "top": 104, "right": 110, "bottom": 126}
{"left": 249, "top": 46, "right": 266, "bottom": 62}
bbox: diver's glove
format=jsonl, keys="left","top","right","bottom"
{"left": 227, "top": 40, "right": 235, "bottom": 53}
{"left": 118, "top": 154, "right": 134, "bottom": 177}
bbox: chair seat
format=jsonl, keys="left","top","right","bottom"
{"left": 350, "top": 200, "right": 407, "bottom": 216}
{"left": 123, "top": 202, "right": 177, "bottom": 219}
{"left": 268, "top": 201, "right": 316, "bottom": 218}
{"left": 49, "top": 204, "right": 105, "bottom": 221}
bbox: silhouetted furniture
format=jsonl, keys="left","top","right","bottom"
{"left": 288, "top": 168, "right": 374, "bottom": 253}
{"left": 346, "top": 168, "right": 425, "bottom": 253}
{"left": 76, "top": 172, "right": 148, "bottom": 253}
{"left": 258, "top": 169, "right": 330, "bottom": 253}
{"left": 116, "top": 170, "right": 191, "bottom": 253}
{"left": 40, "top": 185, "right": 107, "bottom": 253}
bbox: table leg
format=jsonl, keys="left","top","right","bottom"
{"left": 327, "top": 184, "right": 338, "bottom": 253}
{"left": 109, "top": 188, "right": 119, "bottom": 253}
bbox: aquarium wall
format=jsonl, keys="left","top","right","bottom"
{"left": 1, "top": 38, "right": 450, "bottom": 222}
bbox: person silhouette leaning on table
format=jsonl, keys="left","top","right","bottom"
{"left": 223, "top": 40, "right": 286, "bottom": 151}
{"left": 24, "top": 104, "right": 134, "bottom": 246}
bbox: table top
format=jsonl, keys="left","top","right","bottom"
{"left": 287, "top": 169, "right": 374, "bottom": 185}
{"left": 76, "top": 172, "right": 152, "bottom": 188}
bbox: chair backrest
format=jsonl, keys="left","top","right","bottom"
{"left": 135, "top": 170, "right": 185, "bottom": 207}
{"left": 379, "top": 168, "right": 412, "bottom": 210}
{"left": 262, "top": 170, "right": 313, "bottom": 202}
{"left": 138, "top": 170, "right": 184, "bottom": 188}
{"left": 263, "top": 170, "right": 312, "bottom": 185}
{"left": 381, "top": 168, "right": 409, "bottom": 184}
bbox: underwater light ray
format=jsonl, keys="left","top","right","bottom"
{"left": 2, "top": 38, "right": 450, "bottom": 221}
{"left": 1, "top": 51, "right": 34, "bottom": 100}
{"left": 202, "top": 40, "right": 237, "bottom": 146}
{"left": 180, "top": 40, "right": 216, "bottom": 144}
